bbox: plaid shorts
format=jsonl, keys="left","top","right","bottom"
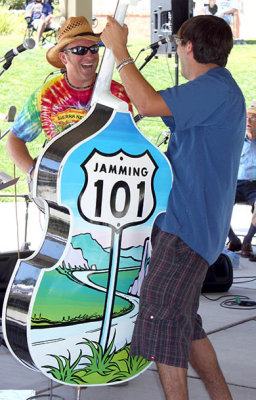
{"left": 130, "top": 225, "right": 209, "bottom": 369}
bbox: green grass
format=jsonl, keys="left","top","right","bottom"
{"left": 0, "top": 29, "right": 256, "bottom": 198}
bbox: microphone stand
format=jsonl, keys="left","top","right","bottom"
{"left": 175, "top": 52, "right": 179, "bottom": 86}
{"left": 156, "top": 130, "right": 171, "bottom": 148}
{"left": 139, "top": 47, "right": 158, "bottom": 71}
{"left": 0, "top": 59, "right": 13, "bottom": 77}
{"left": 0, "top": 127, "right": 10, "bottom": 140}
{"left": 134, "top": 46, "right": 166, "bottom": 125}
{"left": 139, "top": 46, "right": 179, "bottom": 85}
{"left": 134, "top": 44, "right": 178, "bottom": 125}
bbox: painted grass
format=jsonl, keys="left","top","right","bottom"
{"left": 43, "top": 336, "right": 150, "bottom": 385}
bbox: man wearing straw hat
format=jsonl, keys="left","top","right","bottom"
{"left": 227, "top": 99, "right": 256, "bottom": 260}
{"left": 6, "top": 16, "right": 132, "bottom": 184}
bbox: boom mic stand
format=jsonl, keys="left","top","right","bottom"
{"left": 134, "top": 44, "right": 174, "bottom": 147}
{"left": 0, "top": 127, "right": 10, "bottom": 140}
{"left": 138, "top": 43, "right": 179, "bottom": 84}
{"left": 174, "top": 51, "right": 179, "bottom": 86}
{"left": 139, "top": 47, "right": 158, "bottom": 71}
{"left": 0, "top": 59, "right": 13, "bottom": 77}
{"left": 132, "top": 47, "right": 158, "bottom": 124}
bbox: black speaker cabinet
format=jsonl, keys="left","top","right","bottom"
{"left": 172, "top": 0, "right": 194, "bottom": 34}
{"left": 0, "top": 250, "right": 34, "bottom": 311}
{"left": 202, "top": 253, "right": 233, "bottom": 293}
{"left": 151, "top": 0, "right": 193, "bottom": 55}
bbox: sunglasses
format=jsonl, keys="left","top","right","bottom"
{"left": 62, "top": 44, "right": 99, "bottom": 56}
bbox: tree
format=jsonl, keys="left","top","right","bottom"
{"left": 0, "top": 0, "right": 26, "bottom": 10}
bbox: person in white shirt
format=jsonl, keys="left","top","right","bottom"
{"left": 216, "top": 0, "right": 238, "bottom": 25}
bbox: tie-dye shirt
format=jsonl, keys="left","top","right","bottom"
{"left": 11, "top": 74, "right": 133, "bottom": 143}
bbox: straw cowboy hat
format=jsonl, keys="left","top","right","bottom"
{"left": 46, "top": 16, "right": 101, "bottom": 69}
{"left": 248, "top": 99, "right": 256, "bottom": 114}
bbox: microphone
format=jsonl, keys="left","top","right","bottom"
{"left": 49, "top": 68, "right": 66, "bottom": 76}
{"left": 43, "top": 68, "right": 66, "bottom": 83}
{"left": 141, "top": 35, "right": 174, "bottom": 51}
{"left": 0, "top": 38, "right": 35, "bottom": 63}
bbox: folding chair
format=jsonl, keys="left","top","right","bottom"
{"left": 24, "top": 15, "right": 34, "bottom": 40}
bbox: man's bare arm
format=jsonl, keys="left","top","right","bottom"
{"left": 6, "top": 132, "right": 35, "bottom": 178}
{"left": 101, "top": 17, "right": 172, "bottom": 118}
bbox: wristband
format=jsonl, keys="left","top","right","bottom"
{"left": 116, "top": 57, "right": 134, "bottom": 72}
{"left": 27, "top": 164, "right": 35, "bottom": 184}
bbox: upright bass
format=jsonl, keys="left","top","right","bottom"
{"left": 3, "top": 0, "right": 172, "bottom": 386}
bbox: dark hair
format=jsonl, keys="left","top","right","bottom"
{"left": 178, "top": 15, "right": 233, "bottom": 67}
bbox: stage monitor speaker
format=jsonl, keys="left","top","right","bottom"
{"left": 172, "top": 0, "right": 194, "bottom": 34}
{"left": 202, "top": 253, "right": 233, "bottom": 293}
{"left": 150, "top": 0, "right": 193, "bottom": 55}
{"left": 151, "top": 0, "right": 173, "bottom": 55}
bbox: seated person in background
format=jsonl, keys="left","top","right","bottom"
{"left": 6, "top": 17, "right": 132, "bottom": 184}
{"left": 201, "top": 0, "right": 218, "bottom": 16}
{"left": 29, "top": 0, "right": 55, "bottom": 47}
{"left": 25, "top": 0, "right": 34, "bottom": 16}
{"left": 216, "top": 0, "right": 238, "bottom": 25}
{"left": 227, "top": 99, "right": 256, "bottom": 259}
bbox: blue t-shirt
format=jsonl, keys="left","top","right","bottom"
{"left": 31, "top": 2, "right": 52, "bottom": 20}
{"left": 157, "top": 67, "right": 246, "bottom": 265}
{"left": 237, "top": 137, "right": 256, "bottom": 180}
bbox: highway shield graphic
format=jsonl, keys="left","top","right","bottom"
{"left": 78, "top": 149, "right": 158, "bottom": 232}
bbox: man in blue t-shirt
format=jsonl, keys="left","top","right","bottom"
{"left": 227, "top": 99, "right": 256, "bottom": 259}
{"left": 101, "top": 15, "right": 245, "bottom": 400}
